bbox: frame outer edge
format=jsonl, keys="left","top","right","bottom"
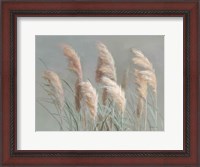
{"left": 1, "top": 1, "right": 199, "bottom": 166}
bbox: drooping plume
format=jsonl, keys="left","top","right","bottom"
{"left": 63, "top": 44, "right": 83, "bottom": 111}
{"left": 134, "top": 69, "right": 148, "bottom": 100}
{"left": 132, "top": 48, "right": 157, "bottom": 118}
{"left": 101, "top": 77, "right": 126, "bottom": 112}
{"left": 96, "top": 42, "right": 117, "bottom": 105}
{"left": 139, "top": 70, "right": 157, "bottom": 95}
{"left": 43, "top": 70, "right": 65, "bottom": 111}
{"left": 96, "top": 42, "right": 116, "bottom": 82}
{"left": 134, "top": 69, "right": 148, "bottom": 117}
{"left": 132, "top": 48, "right": 157, "bottom": 95}
{"left": 80, "top": 81, "right": 98, "bottom": 120}
{"left": 63, "top": 44, "right": 83, "bottom": 81}
{"left": 132, "top": 49, "right": 153, "bottom": 71}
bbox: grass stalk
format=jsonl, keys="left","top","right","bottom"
{"left": 137, "top": 117, "right": 140, "bottom": 131}
{"left": 82, "top": 109, "right": 87, "bottom": 130}
{"left": 155, "top": 96, "right": 158, "bottom": 130}
{"left": 38, "top": 101, "right": 64, "bottom": 130}
{"left": 111, "top": 108, "right": 114, "bottom": 130}
{"left": 144, "top": 99, "right": 148, "bottom": 131}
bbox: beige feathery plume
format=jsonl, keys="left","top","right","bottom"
{"left": 63, "top": 44, "right": 83, "bottom": 112}
{"left": 101, "top": 76, "right": 117, "bottom": 87}
{"left": 96, "top": 42, "right": 117, "bottom": 82}
{"left": 96, "top": 66, "right": 116, "bottom": 83}
{"left": 132, "top": 49, "right": 157, "bottom": 120}
{"left": 80, "top": 81, "right": 98, "bottom": 120}
{"left": 63, "top": 44, "right": 82, "bottom": 81}
{"left": 139, "top": 70, "right": 157, "bottom": 94}
{"left": 132, "top": 48, "right": 157, "bottom": 95}
{"left": 134, "top": 69, "right": 148, "bottom": 118}
{"left": 134, "top": 69, "right": 148, "bottom": 100}
{"left": 96, "top": 42, "right": 117, "bottom": 105}
{"left": 132, "top": 49, "right": 153, "bottom": 71}
{"left": 131, "top": 49, "right": 144, "bottom": 58}
{"left": 43, "top": 70, "right": 65, "bottom": 111}
{"left": 101, "top": 77, "right": 126, "bottom": 112}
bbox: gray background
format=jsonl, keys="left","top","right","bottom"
{"left": 36, "top": 35, "right": 164, "bottom": 131}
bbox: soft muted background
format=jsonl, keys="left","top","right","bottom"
{"left": 36, "top": 35, "right": 164, "bottom": 131}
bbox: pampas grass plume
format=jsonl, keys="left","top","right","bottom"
{"left": 96, "top": 42, "right": 116, "bottom": 82}
{"left": 63, "top": 44, "right": 83, "bottom": 112}
{"left": 63, "top": 44, "right": 82, "bottom": 81}
{"left": 80, "top": 81, "right": 98, "bottom": 120}
{"left": 132, "top": 48, "right": 157, "bottom": 120}
{"left": 43, "top": 70, "right": 65, "bottom": 111}
{"left": 132, "top": 48, "right": 153, "bottom": 71}
{"left": 101, "top": 77, "right": 126, "bottom": 112}
{"left": 139, "top": 70, "right": 157, "bottom": 94}
{"left": 134, "top": 69, "right": 148, "bottom": 100}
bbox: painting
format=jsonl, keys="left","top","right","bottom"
{"left": 36, "top": 36, "right": 164, "bottom": 131}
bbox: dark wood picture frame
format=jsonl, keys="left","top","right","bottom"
{"left": 1, "top": 1, "right": 199, "bottom": 166}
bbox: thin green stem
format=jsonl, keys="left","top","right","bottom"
{"left": 82, "top": 109, "right": 86, "bottom": 130}
{"left": 121, "top": 112, "right": 123, "bottom": 131}
{"left": 37, "top": 101, "right": 63, "bottom": 130}
{"left": 155, "top": 96, "right": 158, "bottom": 130}
{"left": 144, "top": 99, "right": 148, "bottom": 131}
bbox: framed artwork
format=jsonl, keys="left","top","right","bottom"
{"left": 1, "top": 1, "right": 199, "bottom": 166}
